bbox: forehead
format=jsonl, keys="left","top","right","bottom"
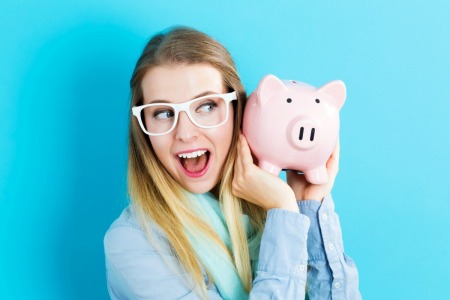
{"left": 141, "top": 63, "right": 225, "bottom": 104}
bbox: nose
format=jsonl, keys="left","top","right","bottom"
{"left": 174, "top": 111, "right": 200, "bottom": 142}
{"left": 288, "top": 117, "right": 319, "bottom": 150}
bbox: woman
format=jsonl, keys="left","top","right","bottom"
{"left": 104, "top": 26, "right": 361, "bottom": 299}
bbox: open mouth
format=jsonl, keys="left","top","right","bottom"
{"left": 177, "top": 150, "right": 211, "bottom": 177}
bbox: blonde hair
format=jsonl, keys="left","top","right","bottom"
{"left": 127, "top": 26, "right": 265, "bottom": 296}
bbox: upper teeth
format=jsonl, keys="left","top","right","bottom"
{"left": 178, "top": 150, "right": 207, "bottom": 159}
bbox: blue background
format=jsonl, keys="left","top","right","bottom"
{"left": 1, "top": 1, "right": 449, "bottom": 299}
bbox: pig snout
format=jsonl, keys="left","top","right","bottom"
{"left": 288, "top": 117, "right": 319, "bottom": 150}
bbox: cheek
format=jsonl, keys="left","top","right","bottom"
{"left": 216, "top": 115, "right": 235, "bottom": 153}
{"left": 148, "top": 137, "right": 169, "bottom": 164}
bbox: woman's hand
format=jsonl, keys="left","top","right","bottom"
{"left": 232, "top": 134, "right": 299, "bottom": 213}
{"left": 286, "top": 140, "right": 340, "bottom": 202}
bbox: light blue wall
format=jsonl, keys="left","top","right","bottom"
{"left": 1, "top": 1, "right": 449, "bottom": 299}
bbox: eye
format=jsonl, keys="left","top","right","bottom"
{"left": 153, "top": 109, "right": 174, "bottom": 120}
{"left": 196, "top": 100, "right": 218, "bottom": 113}
{"left": 287, "top": 98, "right": 292, "bottom": 103}
{"left": 315, "top": 99, "right": 320, "bottom": 104}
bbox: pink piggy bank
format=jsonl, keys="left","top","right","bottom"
{"left": 242, "top": 74, "right": 346, "bottom": 184}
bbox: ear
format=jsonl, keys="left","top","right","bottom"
{"left": 318, "top": 80, "right": 346, "bottom": 110}
{"left": 256, "top": 74, "right": 287, "bottom": 105}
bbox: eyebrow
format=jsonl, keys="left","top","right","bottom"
{"left": 146, "top": 90, "right": 222, "bottom": 104}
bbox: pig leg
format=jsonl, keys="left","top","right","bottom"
{"left": 259, "top": 161, "right": 282, "bottom": 176}
{"left": 304, "top": 165, "right": 328, "bottom": 184}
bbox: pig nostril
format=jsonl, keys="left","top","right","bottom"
{"left": 310, "top": 128, "right": 315, "bottom": 141}
{"left": 299, "top": 127, "right": 304, "bottom": 140}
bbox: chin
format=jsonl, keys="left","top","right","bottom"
{"left": 181, "top": 179, "right": 219, "bottom": 195}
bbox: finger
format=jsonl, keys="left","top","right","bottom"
{"left": 332, "top": 138, "right": 340, "bottom": 160}
{"left": 328, "top": 139, "right": 340, "bottom": 163}
{"left": 238, "top": 134, "right": 254, "bottom": 166}
{"left": 326, "top": 139, "right": 340, "bottom": 176}
{"left": 234, "top": 135, "right": 244, "bottom": 171}
{"left": 235, "top": 135, "right": 250, "bottom": 177}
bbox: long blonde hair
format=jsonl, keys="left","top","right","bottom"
{"left": 127, "top": 26, "right": 265, "bottom": 296}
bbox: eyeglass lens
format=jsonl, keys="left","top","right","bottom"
{"left": 141, "top": 96, "right": 228, "bottom": 134}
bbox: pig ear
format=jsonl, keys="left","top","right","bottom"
{"left": 256, "top": 74, "right": 286, "bottom": 105}
{"left": 318, "top": 80, "right": 346, "bottom": 110}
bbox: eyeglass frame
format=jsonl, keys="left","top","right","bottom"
{"left": 132, "top": 91, "right": 237, "bottom": 136}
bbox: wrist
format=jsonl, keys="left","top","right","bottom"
{"left": 301, "top": 191, "right": 324, "bottom": 202}
{"left": 278, "top": 191, "right": 300, "bottom": 213}
{"left": 280, "top": 201, "right": 300, "bottom": 213}
{"left": 263, "top": 184, "right": 300, "bottom": 213}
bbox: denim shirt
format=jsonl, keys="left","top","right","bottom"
{"left": 104, "top": 195, "right": 361, "bottom": 299}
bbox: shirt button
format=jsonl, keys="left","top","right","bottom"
{"left": 321, "top": 213, "right": 328, "bottom": 220}
{"left": 299, "top": 264, "right": 305, "bottom": 271}
{"left": 328, "top": 243, "right": 335, "bottom": 250}
{"left": 334, "top": 282, "right": 341, "bottom": 289}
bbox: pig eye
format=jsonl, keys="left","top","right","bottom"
{"left": 287, "top": 98, "right": 292, "bottom": 103}
{"left": 315, "top": 99, "right": 320, "bottom": 104}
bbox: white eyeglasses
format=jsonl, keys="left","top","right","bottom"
{"left": 132, "top": 91, "right": 237, "bottom": 136}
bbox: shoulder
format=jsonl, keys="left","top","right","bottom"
{"left": 103, "top": 206, "right": 198, "bottom": 299}
{"left": 104, "top": 205, "right": 169, "bottom": 255}
{"left": 106, "top": 205, "right": 143, "bottom": 233}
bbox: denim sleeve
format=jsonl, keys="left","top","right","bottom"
{"left": 250, "top": 209, "right": 310, "bottom": 300}
{"left": 299, "top": 195, "right": 362, "bottom": 300}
